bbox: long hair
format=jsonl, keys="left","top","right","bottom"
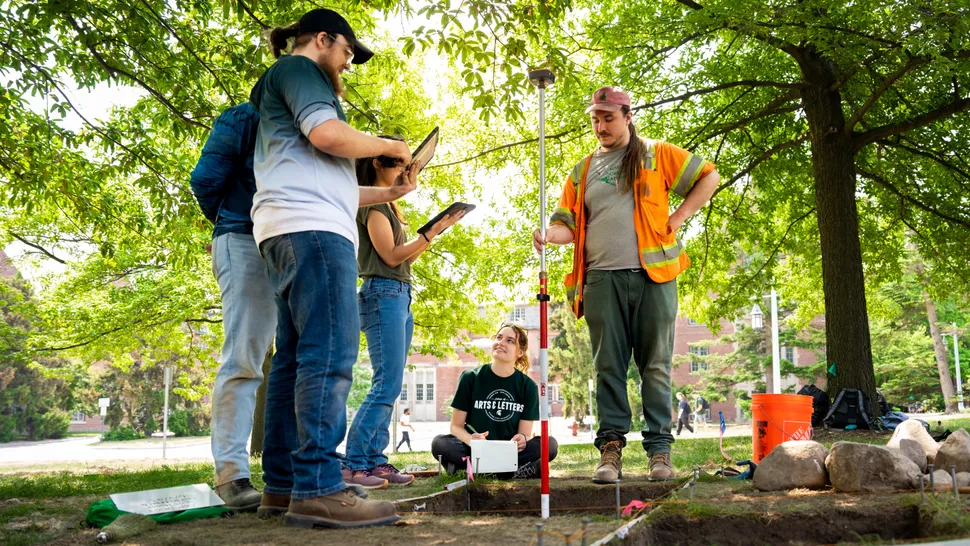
{"left": 618, "top": 105, "right": 648, "bottom": 194}
{"left": 497, "top": 321, "right": 531, "bottom": 373}
{"left": 355, "top": 135, "right": 407, "bottom": 223}
{"left": 268, "top": 22, "right": 316, "bottom": 59}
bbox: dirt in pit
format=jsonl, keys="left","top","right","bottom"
{"left": 639, "top": 503, "right": 922, "bottom": 545}
{"left": 397, "top": 477, "right": 682, "bottom": 517}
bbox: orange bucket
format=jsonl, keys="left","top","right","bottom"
{"left": 750, "top": 393, "right": 814, "bottom": 463}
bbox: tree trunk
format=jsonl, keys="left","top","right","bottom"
{"left": 797, "top": 49, "right": 877, "bottom": 406}
{"left": 249, "top": 348, "right": 273, "bottom": 456}
{"left": 923, "top": 291, "right": 958, "bottom": 413}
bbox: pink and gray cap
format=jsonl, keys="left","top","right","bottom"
{"left": 585, "top": 86, "right": 631, "bottom": 113}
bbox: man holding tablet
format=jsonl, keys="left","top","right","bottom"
{"left": 250, "top": 8, "right": 416, "bottom": 529}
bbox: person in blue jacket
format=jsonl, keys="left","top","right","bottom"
{"left": 189, "top": 102, "right": 273, "bottom": 512}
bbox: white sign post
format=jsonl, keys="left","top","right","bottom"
{"left": 98, "top": 398, "right": 110, "bottom": 441}
{"left": 163, "top": 367, "right": 172, "bottom": 460}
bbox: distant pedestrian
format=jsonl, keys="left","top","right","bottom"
{"left": 396, "top": 408, "right": 414, "bottom": 452}
{"left": 693, "top": 393, "right": 709, "bottom": 430}
{"left": 676, "top": 392, "right": 694, "bottom": 435}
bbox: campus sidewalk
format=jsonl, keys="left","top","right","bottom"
{"left": 0, "top": 416, "right": 754, "bottom": 470}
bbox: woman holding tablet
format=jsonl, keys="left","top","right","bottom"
{"left": 343, "top": 138, "right": 464, "bottom": 488}
{"left": 431, "top": 322, "right": 558, "bottom": 480}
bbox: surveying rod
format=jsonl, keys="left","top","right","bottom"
{"left": 528, "top": 66, "right": 555, "bottom": 520}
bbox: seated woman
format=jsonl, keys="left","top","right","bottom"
{"left": 431, "top": 322, "right": 558, "bottom": 480}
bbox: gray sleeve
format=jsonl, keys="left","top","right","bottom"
{"left": 275, "top": 60, "right": 340, "bottom": 137}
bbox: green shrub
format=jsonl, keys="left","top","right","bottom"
{"left": 167, "top": 410, "right": 190, "bottom": 437}
{"left": 103, "top": 426, "right": 142, "bottom": 441}
{"left": 29, "top": 410, "right": 70, "bottom": 440}
{"left": 0, "top": 414, "right": 20, "bottom": 443}
{"left": 167, "top": 407, "right": 210, "bottom": 437}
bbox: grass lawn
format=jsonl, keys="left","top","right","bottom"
{"left": 2, "top": 419, "right": 967, "bottom": 545}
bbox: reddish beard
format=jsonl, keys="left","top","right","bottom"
{"left": 322, "top": 60, "right": 346, "bottom": 98}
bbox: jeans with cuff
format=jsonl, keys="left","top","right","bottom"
{"left": 259, "top": 231, "right": 358, "bottom": 499}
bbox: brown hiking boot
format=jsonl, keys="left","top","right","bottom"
{"left": 256, "top": 493, "right": 290, "bottom": 518}
{"left": 592, "top": 440, "right": 623, "bottom": 484}
{"left": 284, "top": 488, "right": 399, "bottom": 529}
{"left": 648, "top": 452, "right": 676, "bottom": 481}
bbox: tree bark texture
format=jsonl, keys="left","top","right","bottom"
{"left": 923, "top": 291, "right": 958, "bottom": 413}
{"left": 249, "top": 348, "right": 273, "bottom": 456}
{"left": 796, "top": 48, "right": 877, "bottom": 405}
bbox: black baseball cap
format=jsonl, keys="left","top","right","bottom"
{"left": 298, "top": 8, "right": 374, "bottom": 65}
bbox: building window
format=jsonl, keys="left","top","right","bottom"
{"left": 508, "top": 307, "right": 527, "bottom": 324}
{"left": 689, "top": 345, "right": 709, "bottom": 373}
{"left": 687, "top": 317, "right": 699, "bottom": 326}
{"left": 70, "top": 410, "right": 87, "bottom": 424}
{"left": 781, "top": 346, "right": 796, "bottom": 364}
{"left": 425, "top": 382, "right": 434, "bottom": 402}
{"left": 416, "top": 383, "right": 424, "bottom": 402}
{"left": 400, "top": 382, "right": 408, "bottom": 402}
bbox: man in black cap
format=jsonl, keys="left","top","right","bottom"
{"left": 249, "top": 8, "right": 414, "bottom": 529}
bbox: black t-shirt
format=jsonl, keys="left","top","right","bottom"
{"left": 451, "top": 365, "right": 540, "bottom": 441}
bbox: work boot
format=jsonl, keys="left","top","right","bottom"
{"left": 592, "top": 440, "right": 623, "bottom": 484}
{"left": 648, "top": 452, "right": 676, "bottom": 481}
{"left": 256, "top": 492, "right": 290, "bottom": 518}
{"left": 214, "top": 478, "right": 262, "bottom": 512}
{"left": 284, "top": 488, "right": 399, "bottom": 529}
{"left": 342, "top": 468, "right": 388, "bottom": 489}
{"left": 371, "top": 463, "right": 414, "bottom": 486}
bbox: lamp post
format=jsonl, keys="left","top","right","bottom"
{"left": 954, "top": 323, "right": 964, "bottom": 412}
{"left": 750, "top": 290, "right": 782, "bottom": 394}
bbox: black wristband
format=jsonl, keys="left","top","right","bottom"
{"left": 421, "top": 232, "right": 431, "bottom": 243}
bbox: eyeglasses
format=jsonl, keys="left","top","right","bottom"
{"left": 326, "top": 33, "right": 354, "bottom": 63}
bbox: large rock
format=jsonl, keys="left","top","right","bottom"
{"left": 890, "top": 438, "right": 927, "bottom": 472}
{"left": 956, "top": 472, "right": 970, "bottom": 487}
{"left": 928, "top": 469, "right": 953, "bottom": 489}
{"left": 886, "top": 420, "right": 939, "bottom": 464}
{"left": 934, "top": 428, "right": 970, "bottom": 474}
{"left": 825, "top": 441, "right": 921, "bottom": 492}
{"left": 753, "top": 441, "right": 830, "bottom": 491}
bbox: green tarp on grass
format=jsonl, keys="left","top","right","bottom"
{"left": 86, "top": 498, "right": 229, "bottom": 528}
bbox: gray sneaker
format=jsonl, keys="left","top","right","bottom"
{"left": 215, "top": 478, "right": 262, "bottom": 512}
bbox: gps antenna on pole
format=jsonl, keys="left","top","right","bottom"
{"left": 528, "top": 65, "right": 555, "bottom": 520}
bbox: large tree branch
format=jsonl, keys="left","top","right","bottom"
{"left": 427, "top": 127, "right": 581, "bottom": 169}
{"left": 711, "top": 134, "right": 810, "bottom": 198}
{"left": 634, "top": 81, "right": 804, "bottom": 113}
{"left": 137, "top": 0, "right": 237, "bottom": 104}
{"left": 64, "top": 15, "right": 210, "bottom": 130}
{"left": 673, "top": 0, "right": 801, "bottom": 57}
{"left": 844, "top": 56, "right": 929, "bottom": 134}
{"left": 853, "top": 96, "right": 970, "bottom": 150}
{"left": 0, "top": 40, "right": 191, "bottom": 197}
{"left": 8, "top": 232, "right": 68, "bottom": 264}
{"left": 236, "top": 0, "right": 270, "bottom": 30}
{"left": 857, "top": 167, "right": 970, "bottom": 230}
{"left": 878, "top": 139, "right": 970, "bottom": 190}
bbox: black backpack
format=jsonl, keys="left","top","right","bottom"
{"left": 700, "top": 397, "right": 711, "bottom": 411}
{"left": 823, "top": 388, "right": 874, "bottom": 430}
{"left": 875, "top": 391, "right": 890, "bottom": 416}
{"left": 797, "top": 384, "right": 830, "bottom": 427}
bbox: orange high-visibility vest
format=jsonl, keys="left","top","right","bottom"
{"left": 550, "top": 138, "right": 715, "bottom": 318}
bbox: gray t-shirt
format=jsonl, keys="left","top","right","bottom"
{"left": 584, "top": 147, "right": 642, "bottom": 270}
{"left": 249, "top": 55, "right": 358, "bottom": 249}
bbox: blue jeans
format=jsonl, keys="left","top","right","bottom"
{"left": 210, "top": 233, "right": 276, "bottom": 487}
{"left": 259, "top": 231, "right": 358, "bottom": 499}
{"left": 345, "top": 277, "right": 414, "bottom": 471}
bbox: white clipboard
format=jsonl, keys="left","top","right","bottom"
{"left": 470, "top": 440, "right": 518, "bottom": 474}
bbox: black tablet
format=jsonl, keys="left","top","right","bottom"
{"left": 410, "top": 127, "right": 439, "bottom": 171}
{"left": 417, "top": 202, "right": 476, "bottom": 235}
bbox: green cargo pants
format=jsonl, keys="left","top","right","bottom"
{"left": 583, "top": 269, "right": 677, "bottom": 455}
